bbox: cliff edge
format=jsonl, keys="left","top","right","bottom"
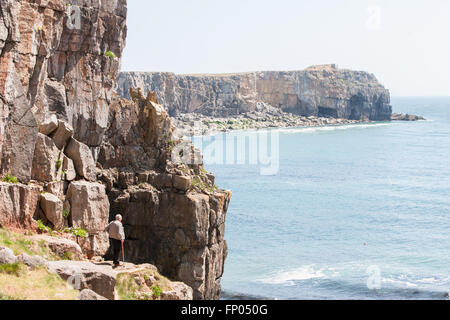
{"left": 0, "top": 0, "right": 230, "bottom": 300}
{"left": 118, "top": 64, "right": 392, "bottom": 122}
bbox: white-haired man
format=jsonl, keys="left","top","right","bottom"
{"left": 105, "top": 214, "right": 125, "bottom": 267}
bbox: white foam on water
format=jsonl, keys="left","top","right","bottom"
{"left": 416, "top": 277, "right": 440, "bottom": 284}
{"left": 191, "top": 122, "right": 395, "bottom": 138}
{"left": 382, "top": 278, "right": 419, "bottom": 288}
{"left": 275, "top": 122, "right": 392, "bottom": 135}
{"left": 381, "top": 274, "right": 450, "bottom": 291}
{"left": 257, "top": 265, "right": 326, "bottom": 286}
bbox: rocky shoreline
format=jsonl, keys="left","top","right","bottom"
{"left": 118, "top": 66, "right": 424, "bottom": 137}
{"left": 0, "top": 0, "right": 427, "bottom": 302}
{"left": 391, "top": 113, "right": 426, "bottom": 121}
{"left": 173, "top": 112, "right": 370, "bottom": 136}
{"left": 172, "top": 110, "right": 426, "bottom": 136}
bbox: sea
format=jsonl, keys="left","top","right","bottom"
{"left": 191, "top": 97, "right": 450, "bottom": 300}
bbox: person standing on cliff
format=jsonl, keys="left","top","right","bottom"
{"left": 105, "top": 214, "right": 125, "bottom": 268}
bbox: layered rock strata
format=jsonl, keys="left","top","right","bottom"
{"left": 100, "top": 90, "right": 232, "bottom": 300}
{"left": 0, "top": 0, "right": 230, "bottom": 300}
{"left": 0, "top": 0, "right": 127, "bottom": 183}
{"left": 117, "top": 64, "right": 393, "bottom": 123}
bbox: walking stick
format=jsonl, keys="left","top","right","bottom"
{"left": 121, "top": 240, "right": 125, "bottom": 266}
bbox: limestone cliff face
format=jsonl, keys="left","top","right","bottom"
{"left": 118, "top": 64, "right": 392, "bottom": 121}
{"left": 0, "top": 0, "right": 230, "bottom": 300}
{"left": 101, "top": 90, "right": 231, "bottom": 299}
{"left": 0, "top": 0, "right": 127, "bottom": 182}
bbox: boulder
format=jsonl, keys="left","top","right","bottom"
{"left": 66, "top": 181, "right": 109, "bottom": 233}
{"left": 173, "top": 175, "right": 191, "bottom": 191}
{"left": 137, "top": 172, "right": 150, "bottom": 184}
{"left": 64, "top": 138, "right": 97, "bottom": 181}
{"left": 391, "top": 113, "right": 425, "bottom": 121}
{"left": 161, "top": 282, "right": 193, "bottom": 300}
{"left": 62, "top": 156, "right": 76, "bottom": 181}
{"left": 40, "top": 193, "right": 64, "bottom": 230}
{"left": 149, "top": 173, "right": 173, "bottom": 189}
{"left": 0, "top": 182, "right": 42, "bottom": 229}
{"left": 0, "top": 246, "right": 17, "bottom": 265}
{"left": 39, "top": 114, "right": 58, "bottom": 136}
{"left": 51, "top": 121, "right": 74, "bottom": 150}
{"left": 99, "top": 169, "right": 117, "bottom": 193}
{"left": 31, "top": 133, "right": 62, "bottom": 182}
{"left": 118, "top": 171, "right": 135, "bottom": 189}
{"left": 77, "top": 232, "right": 110, "bottom": 260}
{"left": 66, "top": 181, "right": 110, "bottom": 257}
{"left": 78, "top": 289, "right": 108, "bottom": 300}
{"left": 0, "top": 70, "right": 38, "bottom": 183}
{"left": 47, "top": 260, "right": 116, "bottom": 300}
{"left": 32, "top": 235, "right": 84, "bottom": 260}
{"left": 44, "top": 80, "right": 68, "bottom": 120}
{"left": 17, "top": 253, "right": 46, "bottom": 270}
{"left": 46, "top": 181, "right": 66, "bottom": 199}
{"left": 205, "top": 173, "right": 215, "bottom": 186}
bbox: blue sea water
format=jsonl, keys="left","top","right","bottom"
{"left": 192, "top": 97, "right": 450, "bottom": 300}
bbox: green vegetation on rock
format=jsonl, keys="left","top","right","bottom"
{"left": 37, "top": 220, "right": 53, "bottom": 236}
{"left": 0, "top": 292, "right": 24, "bottom": 300}
{"left": 192, "top": 176, "right": 218, "bottom": 193}
{"left": 62, "top": 209, "right": 70, "bottom": 219}
{"left": 61, "top": 251, "right": 73, "bottom": 261}
{"left": 0, "top": 262, "right": 26, "bottom": 277}
{"left": 152, "top": 285, "right": 162, "bottom": 298}
{"left": 2, "top": 174, "right": 18, "bottom": 184}
{"left": 116, "top": 268, "right": 172, "bottom": 300}
{"left": 64, "top": 227, "right": 88, "bottom": 238}
{"left": 104, "top": 50, "right": 116, "bottom": 59}
{"left": 0, "top": 228, "right": 56, "bottom": 260}
{"left": 0, "top": 265, "right": 78, "bottom": 300}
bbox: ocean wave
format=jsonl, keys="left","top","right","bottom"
{"left": 381, "top": 274, "right": 450, "bottom": 292}
{"left": 274, "top": 122, "right": 392, "bottom": 134}
{"left": 257, "top": 265, "right": 327, "bottom": 286}
{"left": 220, "top": 290, "right": 275, "bottom": 300}
{"left": 318, "top": 277, "right": 450, "bottom": 300}
{"left": 252, "top": 264, "right": 450, "bottom": 299}
{"left": 381, "top": 278, "right": 419, "bottom": 288}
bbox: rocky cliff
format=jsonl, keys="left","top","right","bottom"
{"left": 0, "top": 0, "right": 230, "bottom": 300}
{"left": 117, "top": 64, "right": 392, "bottom": 121}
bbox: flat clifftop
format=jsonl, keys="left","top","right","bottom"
{"left": 118, "top": 64, "right": 392, "bottom": 121}
{"left": 0, "top": 228, "right": 193, "bottom": 300}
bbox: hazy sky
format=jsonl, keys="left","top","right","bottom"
{"left": 122, "top": 0, "right": 450, "bottom": 96}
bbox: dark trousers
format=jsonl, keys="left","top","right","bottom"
{"left": 110, "top": 238, "right": 122, "bottom": 265}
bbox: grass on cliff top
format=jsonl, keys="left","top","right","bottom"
{"left": 116, "top": 268, "right": 172, "bottom": 300}
{"left": 0, "top": 227, "right": 59, "bottom": 260}
{"left": 0, "top": 263, "right": 78, "bottom": 300}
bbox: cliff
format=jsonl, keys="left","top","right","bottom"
{"left": 0, "top": 0, "right": 230, "bottom": 300}
{"left": 0, "top": 0, "right": 127, "bottom": 182}
{"left": 117, "top": 64, "right": 392, "bottom": 121}
{"left": 0, "top": 228, "right": 193, "bottom": 300}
